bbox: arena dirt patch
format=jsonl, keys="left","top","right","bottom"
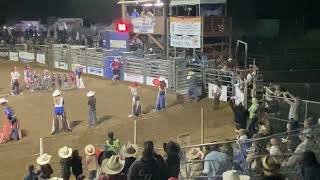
{"left": 0, "top": 60, "right": 236, "bottom": 179}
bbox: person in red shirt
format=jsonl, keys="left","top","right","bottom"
{"left": 111, "top": 58, "right": 122, "bottom": 83}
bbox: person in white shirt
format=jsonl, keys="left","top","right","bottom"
{"left": 10, "top": 66, "right": 21, "bottom": 96}
{"left": 283, "top": 92, "right": 300, "bottom": 121}
{"left": 269, "top": 138, "right": 282, "bottom": 156}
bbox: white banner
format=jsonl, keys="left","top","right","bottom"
{"left": 170, "top": 35, "right": 201, "bottom": 48}
{"left": 87, "top": 66, "right": 104, "bottom": 77}
{"left": 36, "top": 53, "right": 46, "bottom": 64}
{"left": 19, "top": 51, "right": 35, "bottom": 62}
{"left": 235, "top": 85, "right": 244, "bottom": 105}
{"left": 124, "top": 72, "right": 144, "bottom": 83}
{"left": 131, "top": 17, "right": 155, "bottom": 33}
{"left": 146, "top": 76, "right": 168, "bottom": 87}
{"left": 55, "top": 62, "right": 69, "bottom": 70}
{"left": 9, "top": 52, "right": 19, "bottom": 61}
{"left": 110, "top": 40, "right": 127, "bottom": 49}
{"left": 0, "top": 52, "right": 8, "bottom": 58}
{"left": 170, "top": 17, "right": 202, "bottom": 48}
{"left": 208, "top": 83, "right": 228, "bottom": 102}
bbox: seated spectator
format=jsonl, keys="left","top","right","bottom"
{"left": 163, "top": 141, "right": 181, "bottom": 178}
{"left": 127, "top": 141, "right": 163, "bottom": 180}
{"left": 120, "top": 142, "right": 138, "bottom": 175}
{"left": 85, "top": 144, "right": 98, "bottom": 180}
{"left": 301, "top": 151, "right": 320, "bottom": 180}
{"left": 203, "top": 143, "right": 232, "bottom": 180}
{"left": 253, "top": 125, "right": 269, "bottom": 155}
{"left": 222, "top": 170, "right": 250, "bottom": 180}
{"left": 101, "top": 155, "right": 126, "bottom": 179}
{"left": 261, "top": 156, "right": 284, "bottom": 180}
{"left": 268, "top": 138, "right": 282, "bottom": 156}
{"left": 182, "top": 148, "right": 204, "bottom": 178}
{"left": 282, "top": 121, "right": 300, "bottom": 153}
{"left": 36, "top": 153, "right": 53, "bottom": 179}
{"left": 130, "top": 9, "right": 140, "bottom": 17}
{"left": 106, "top": 131, "right": 121, "bottom": 153}
{"left": 71, "top": 149, "right": 83, "bottom": 180}
{"left": 236, "top": 129, "right": 248, "bottom": 141}
{"left": 300, "top": 117, "right": 313, "bottom": 141}
{"left": 24, "top": 164, "right": 38, "bottom": 180}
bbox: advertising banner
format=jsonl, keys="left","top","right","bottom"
{"left": 110, "top": 40, "right": 127, "bottom": 49}
{"left": 55, "top": 62, "right": 69, "bottom": 70}
{"left": 19, "top": 51, "right": 35, "bottom": 63}
{"left": 208, "top": 83, "right": 228, "bottom": 102}
{"left": 0, "top": 52, "right": 8, "bottom": 58}
{"left": 131, "top": 17, "right": 155, "bottom": 33}
{"left": 170, "top": 17, "right": 202, "bottom": 48}
{"left": 146, "top": 76, "right": 168, "bottom": 87}
{"left": 36, "top": 53, "right": 46, "bottom": 64}
{"left": 124, "top": 72, "right": 144, "bottom": 83}
{"left": 87, "top": 66, "right": 104, "bottom": 77}
{"left": 9, "top": 52, "right": 19, "bottom": 61}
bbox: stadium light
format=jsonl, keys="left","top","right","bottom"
{"left": 154, "top": 0, "right": 163, "bottom": 6}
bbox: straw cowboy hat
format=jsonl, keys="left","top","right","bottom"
{"left": 36, "top": 153, "right": 52, "bottom": 165}
{"left": 86, "top": 91, "right": 95, "bottom": 97}
{"left": 85, "top": 144, "right": 96, "bottom": 156}
{"left": 186, "top": 148, "right": 204, "bottom": 160}
{"left": 52, "top": 90, "right": 61, "bottom": 97}
{"left": 49, "top": 177, "right": 63, "bottom": 180}
{"left": 222, "top": 170, "right": 250, "bottom": 180}
{"left": 101, "top": 155, "right": 125, "bottom": 175}
{"left": 0, "top": 98, "right": 8, "bottom": 104}
{"left": 120, "top": 142, "right": 138, "bottom": 158}
{"left": 58, "top": 146, "right": 72, "bottom": 159}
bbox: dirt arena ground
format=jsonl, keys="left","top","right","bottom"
{"left": 0, "top": 60, "right": 235, "bottom": 179}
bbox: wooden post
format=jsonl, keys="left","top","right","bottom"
{"left": 134, "top": 120, "right": 137, "bottom": 144}
{"left": 120, "top": 0, "right": 127, "bottom": 19}
{"left": 201, "top": 108, "right": 204, "bottom": 144}
{"left": 40, "top": 138, "right": 43, "bottom": 156}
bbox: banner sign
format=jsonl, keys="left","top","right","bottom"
{"left": 9, "top": 52, "right": 19, "bottom": 61}
{"left": 131, "top": 17, "right": 155, "bottom": 33}
{"left": 170, "top": 17, "right": 202, "bottom": 48}
{"left": 208, "top": 83, "right": 228, "bottom": 102}
{"left": 36, "top": 53, "right": 46, "bottom": 64}
{"left": 146, "top": 76, "right": 168, "bottom": 87}
{"left": 87, "top": 66, "right": 104, "bottom": 77}
{"left": 55, "top": 62, "right": 69, "bottom": 70}
{"left": 110, "top": 40, "right": 127, "bottom": 49}
{"left": 124, "top": 72, "right": 144, "bottom": 83}
{"left": 0, "top": 52, "right": 8, "bottom": 58}
{"left": 19, "top": 51, "right": 35, "bottom": 63}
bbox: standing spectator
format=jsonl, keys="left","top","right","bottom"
{"left": 58, "top": 146, "right": 73, "bottom": 180}
{"left": 213, "top": 83, "right": 222, "bottom": 110}
{"left": 181, "top": 148, "right": 204, "bottom": 179}
{"left": 301, "top": 151, "right": 320, "bottom": 180}
{"left": 85, "top": 144, "right": 98, "bottom": 180}
{"left": 51, "top": 73, "right": 56, "bottom": 90}
{"left": 63, "top": 74, "right": 69, "bottom": 89}
{"left": 163, "top": 141, "right": 181, "bottom": 178}
{"left": 203, "top": 144, "right": 231, "bottom": 180}
{"left": 98, "top": 151, "right": 116, "bottom": 167}
{"left": 283, "top": 92, "right": 300, "bottom": 121}
{"left": 120, "top": 142, "right": 138, "bottom": 175}
{"left": 128, "top": 82, "right": 142, "bottom": 118}
{"left": 130, "top": 9, "right": 140, "bottom": 17}
{"left": 57, "top": 74, "right": 63, "bottom": 89}
{"left": 299, "top": 117, "right": 313, "bottom": 141}
{"left": 101, "top": 155, "right": 126, "bottom": 179}
{"left": 43, "top": 69, "right": 51, "bottom": 90}
{"left": 24, "top": 64, "right": 32, "bottom": 90}
{"left": 87, "top": 91, "right": 97, "bottom": 128}
{"left": 69, "top": 72, "right": 76, "bottom": 88}
{"left": 106, "top": 131, "right": 121, "bottom": 153}
{"left": 75, "top": 65, "right": 85, "bottom": 89}
{"left": 127, "top": 141, "right": 163, "bottom": 180}
{"left": 24, "top": 164, "right": 38, "bottom": 180}
{"left": 268, "top": 138, "right": 282, "bottom": 156}
{"left": 10, "top": 66, "right": 21, "bottom": 96}
{"left": 229, "top": 100, "right": 249, "bottom": 130}
{"left": 36, "top": 153, "right": 53, "bottom": 179}
{"left": 71, "top": 149, "right": 83, "bottom": 180}
{"left": 156, "top": 77, "right": 167, "bottom": 112}
{"left": 248, "top": 98, "right": 259, "bottom": 136}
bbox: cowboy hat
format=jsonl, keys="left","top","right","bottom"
{"left": 186, "top": 148, "right": 204, "bottom": 160}
{"left": 85, "top": 144, "right": 96, "bottom": 156}
{"left": 58, "top": 146, "right": 72, "bottom": 159}
{"left": 130, "top": 82, "right": 139, "bottom": 87}
{"left": 222, "top": 170, "right": 250, "bottom": 180}
{"left": 52, "top": 90, "right": 61, "bottom": 97}
{"left": 120, "top": 142, "right": 138, "bottom": 158}
{"left": 49, "top": 178, "right": 63, "bottom": 180}
{"left": 101, "top": 155, "right": 125, "bottom": 175}
{"left": 86, "top": 91, "right": 95, "bottom": 97}
{"left": 0, "top": 98, "right": 8, "bottom": 104}
{"left": 36, "top": 153, "right": 52, "bottom": 165}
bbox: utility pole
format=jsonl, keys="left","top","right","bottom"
{"left": 120, "top": 0, "right": 127, "bottom": 19}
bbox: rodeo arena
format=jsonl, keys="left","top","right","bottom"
{"left": 1, "top": 0, "right": 320, "bottom": 180}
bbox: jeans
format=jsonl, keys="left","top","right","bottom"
{"left": 44, "top": 79, "right": 51, "bottom": 90}
{"left": 156, "top": 93, "right": 166, "bottom": 111}
{"left": 52, "top": 113, "right": 70, "bottom": 133}
{"left": 88, "top": 108, "right": 96, "bottom": 127}
{"left": 248, "top": 117, "right": 258, "bottom": 137}
{"left": 12, "top": 80, "right": 20, "bottom": 95}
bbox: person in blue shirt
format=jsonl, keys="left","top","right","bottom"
{"left": 0, "top": 98, "right": 20, "bottom": 141}
{"left": 130, "top": 9, "right": 140, "bottom": 17}
{"left": 51, "top": 90, "right": 71, "bottom": 134}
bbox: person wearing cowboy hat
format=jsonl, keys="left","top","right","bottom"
{"left": 51, "top": 90, "right": 71, "bottom": 134}
{"left": 222, "top": 170, "right": 250, "bottom": 180}
{"left": 120, "top": 142, "right": 138, "bottom": 175}
{"left": 0, "top": 98, "right": 21, "bottom": 142}
{"left": 128, "top": 82, "right": 142, "bottom": 118}
{"left": 85, "top": 144, "right": 98, "bottom": 180}
{"left": 101, "top": 155, "right": 126, "bottom": 178}
{"left": 181, "top": 148, "right": 204, "bottom": 178}
{"left": 10, "top": 66, "right": 21, "bottom": 96}
{"left": 156, "top": 76, "right": 167, "bottom": 112}
{"left": 87, "top": 91, "right": 97, "bottom": 128}
{"left": 261, "top": 156, "right": 284, "bottom": 179}
{"left": 58, "top": 146, "right": 73, "bottom": 180}
{"left": 36, "top": 153, "right": 54, "bottom": 179}
{"left": 74, "top": 65, "right": 85, "bottom": 89}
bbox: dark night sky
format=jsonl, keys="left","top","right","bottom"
{"left": 0, "top": 0, "right": 319, "bottom": 27}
